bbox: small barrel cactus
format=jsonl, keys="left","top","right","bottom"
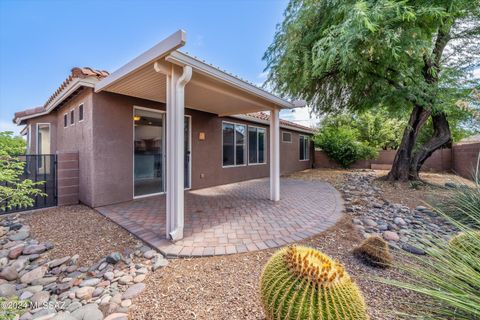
{"left": 260, "top": 245, "right": 368, "bottom": 320}
{"left": 353, "top": 236, "right": 393, "bottom": 268}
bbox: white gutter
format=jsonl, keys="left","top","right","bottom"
{"left": 165, "top": 51, "right": 305, "bottom": 109}
{"left": 95, "top": 30, "right": 186, "bottom": 92}
{"left": 168, "top": 65, "right": 193, "bottom": 242}
{"left": 15, "top": 78, "right": 97, "bottom": 124}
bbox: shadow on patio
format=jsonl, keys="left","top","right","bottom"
{"left": 96, "top": 177, "right": 343, "bottom": 257}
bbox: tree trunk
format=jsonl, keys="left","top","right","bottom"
{"left": 386, "top": 105, "right": 430, "bottom": 181}
{"left": 409, "top": 112, "right": 451, "bottom": 179}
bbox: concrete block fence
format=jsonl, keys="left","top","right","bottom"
{"left": 314, "top": 142, "right": 480, "bottom": 180}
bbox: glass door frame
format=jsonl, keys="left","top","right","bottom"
{"left": 133, "top": 106, "right": 166, "bottom": 199}
{"left": 132, "top": 106, "right": 192, "bottom": 199}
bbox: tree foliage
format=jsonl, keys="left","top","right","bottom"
{"left": 0, "top": 131, "right": 45, "bottom": 211}
{"left": 264, "top": 0, "right": 480, "bottom": 180}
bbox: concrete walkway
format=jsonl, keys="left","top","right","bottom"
{"left": 96, "top": 178, "right": 343, "bottom": 257}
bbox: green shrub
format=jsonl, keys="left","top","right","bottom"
{"left": 260, "top": 245, "right": 368, "bottom": 320}
{"left": 315, "top": 126, "right": 377, "bottom": 168}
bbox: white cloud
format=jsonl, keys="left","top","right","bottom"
{"left": 0, "top": 120, "right": 23, "bottom": 136}
{"left": 280, "top": 106, "right": 320, "bottom": 128}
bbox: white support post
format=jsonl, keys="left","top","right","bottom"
{"left": 162, "top": 64, "right": 192, "bottom": 241}
{"left": 270, "top": 108, "right": 280, "bottom": 201}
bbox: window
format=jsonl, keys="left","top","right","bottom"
{"left": 248, "top": 126, "right": 266, "bottom": 164}
{"left": 79, "top": 104, "right": 84, "bottom": 121}
{"left": 70, "top": 110, "right": 74, "bottom": 125}
{"left": 282, "top": 131, "right": 292, "bottom": 143}
{"left": 64, "top": 114, "right": 68, "bottom": 128}
{"left": 299, "top": 135, "right": 310, "bottom": 161}
{"left": 26, "top": 125, "right": 32, "bottom": 153}
{"left": 222, "top": 122, "right": 246, "bottom": 166}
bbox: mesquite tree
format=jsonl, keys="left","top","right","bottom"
{"left": 264, "top": 0, "right": 480, "bottom": 181}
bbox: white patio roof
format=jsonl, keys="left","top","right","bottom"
{"left": 95, "top": 30, "right": 304, "bottom": 116}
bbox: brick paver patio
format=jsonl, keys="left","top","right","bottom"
{"left": 96, "top": 178, "right": 343, "bottom": 257}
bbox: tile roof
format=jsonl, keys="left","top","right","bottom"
{"left": 13, "top": 67, "right": 109, "bottom": 122}
{"left": 244, "top": 112, "right": 316, "bottom": 133}
{"left": 12, "top": 67, "right": 314, "bottom": 134}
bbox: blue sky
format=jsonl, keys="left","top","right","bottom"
{"left": 0, "top": 0, "right": 317, "bottom": 135}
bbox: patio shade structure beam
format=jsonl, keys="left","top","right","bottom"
{"left": 156, "top": 63, "right": 192, "bottom": 240}
{"left": 270, "top": 109, "right": 280, "bottom": 201}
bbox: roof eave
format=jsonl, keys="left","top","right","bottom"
{"left": 14, "top": 78, "right": 96, "bottom": 124}
{"left": 231, "top": 114, "right": 316, "bottom": 134}
{"left": 95, "top": 29, "right": 186, "bottom": 93}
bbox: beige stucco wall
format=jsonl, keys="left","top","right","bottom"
{"left": 91, "top": 92, "right": 312, "bottom": 207}
{"left": 26, "top": 88, "right": 95, "bottom": 206}
{"left": 26, "top": 90, "right": 313, "bottom": 208}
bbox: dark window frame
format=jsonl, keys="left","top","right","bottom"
{"left": 299, "top": 135, "right": 310, "bottom": 161}
{"left": 222, "top": 121, "right": 247, "bottom": 167}
{"left": 70, "top": 109, "right": 75, "bottom": 125}
{"left": 78, "top": 104, "right": 84, "bottom": 122}
{"left": 64, "top": 113, "right": 68, "bottom": 128}
{"left": 248, "top": 126, "right": 267, "bottom": 165}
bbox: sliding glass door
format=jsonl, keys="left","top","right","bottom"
{"left": 134, "top": 109, "right": 165, "bottom": 197}
{"left": 134, "top": 108, "right": 191, "bottom": 197}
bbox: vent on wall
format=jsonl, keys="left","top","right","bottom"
{"left": 282, "top": 131, "right": 292, "bottom": 143}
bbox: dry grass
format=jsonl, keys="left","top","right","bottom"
{"left": 21, "top": 205, "right": 139, "bottom": 266}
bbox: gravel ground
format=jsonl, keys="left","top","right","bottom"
{"left": 129, "top": 169, "right": 453, "bottom": 320}
{"left": 21, "top": 205, "right": 139, "bottom": 266}
{"left": 129, "top": 217, "right": 418, "bottom": 320}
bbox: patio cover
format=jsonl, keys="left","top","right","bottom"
{"left": 95, "top": 30, "right": 305, "bottom": 241}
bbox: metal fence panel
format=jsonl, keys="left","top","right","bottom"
{"left": 1, "top": 154, "right": 57, "bottom": 214}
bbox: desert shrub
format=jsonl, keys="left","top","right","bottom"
{"left": 438, "top": 182, "right": 480, "bottom": 227}
{"left": 260, "top": 245, "right": 368, "bottom": 320}
{"left": 353, "top": 236, "right": 393, "bottom": 268}
{"left": 315, "top": 126, "right": 377, "bottom": 168}
{"left": 383, "top": 177, "right": 480, "bottom": 319}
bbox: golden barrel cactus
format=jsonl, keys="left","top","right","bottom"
{"left": 260, "top": 245, "right": 368, "bottom": 320}
{"left": 353, "top": 236, "right": 393, "bottom": 268}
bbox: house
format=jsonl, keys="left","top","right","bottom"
{"left": 13, "top": 30, "right": 315, "bottom": 240}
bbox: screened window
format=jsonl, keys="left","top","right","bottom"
{"left": 79, "top": 104, "right": 84, "bottom": 121}
{"left": 64, "top": 114, "right": 68, "bottom": 128}
{"left": 282, "top": 131, "right": 292, "bottom": 143}
{"left": 299, "top": 135, "right": 310, "bottom": 161}
{"left": 222, "top": 122, "right": 246, "bottom": 166}
{"left": 248, "top": 126, "right": 266, "bottom": 164}
{"left": 70, "top": 110, "right": 74, "bottom": 125}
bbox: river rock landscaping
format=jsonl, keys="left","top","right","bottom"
{"left": 0, "top": 214, "right": 169, "bottom": 320}
{"left": 340, "top": 171, "right": 458, "bottom": 254}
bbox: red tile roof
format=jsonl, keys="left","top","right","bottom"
{"left": 244, "top": 112, "right": 316, "bottom": 133}
{"left": 13, "top": 67, "right": 109, "bottom": 122}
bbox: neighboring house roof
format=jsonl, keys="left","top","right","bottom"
{"left": 13, "top": 67, "right": 109, "bottom": 124}
{"left": 456, "top": 134, "right": 480, "bottom": 145}
{"left": 232, "top": 112, "right": 316, "bottom": 134}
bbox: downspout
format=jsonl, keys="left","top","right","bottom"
{"left": 169, "top": 64, "right": 192, "bottom": 241}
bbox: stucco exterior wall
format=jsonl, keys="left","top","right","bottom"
{"left": 91, "top": 92, "right": 312, "bottom": 207}
{"left": 24, "top": 89, "right": 95, "bottom": 206}
{"left": 55, "top": 89, "right": 95, "bottom": 206}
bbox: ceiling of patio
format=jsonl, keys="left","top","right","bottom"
{"left": 99, "top": 61, "right": 277, "bottom": 116}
